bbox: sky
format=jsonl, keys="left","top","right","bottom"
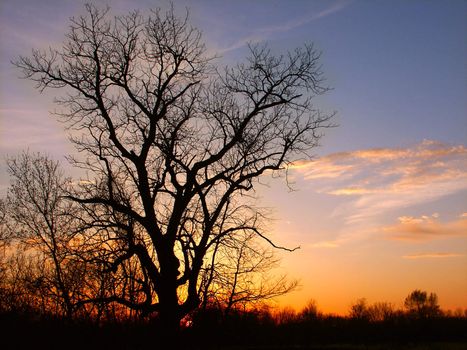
{"left": 0, "top": 0, "right": 466, "bottom": 314}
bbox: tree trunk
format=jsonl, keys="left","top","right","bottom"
{"left": 157, "top": 250, "right": 182, "bottom": 342}
{"left": 157, "top": 285, "right": 182, "bottom": 346}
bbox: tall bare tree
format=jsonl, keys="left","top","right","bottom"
{"left": 14, "top": 4, "right": 334, "bottom": 333}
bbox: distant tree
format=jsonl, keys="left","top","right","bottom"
{"left": 349, "top": 299, "right": 397, "bottom": 322}
{"left": 404, "top": 289, "right": 441, "bottom": 319}
{"left": 367, "top": 302, "right": 396, "bottom": 322}
{"left": 275, "top": 306, "right": 298, "bottom": 325}
{"left": 14, "top": 4, "right": 333, "bottom": 334}
{"left": 298, "top": 299, "right": 321, "bottom": 321}
{"left": 349, "top": 298, "right": 370, "bottom": 320}
{"left": 451, "top": 308, "right": 466, "bottom": 319}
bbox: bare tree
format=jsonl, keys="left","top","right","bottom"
{"left": 349, "top": 298, "right": 370, "bottom": 321}
{"left": 298, "top": 299, "right": 321, "bottom": 321}
{"left": 14, "top": 4, "right": 333, "bottom": 334}
{"left": 4, "top": 152, "right": 78, "bottom": 319}
{"left": 367, "top": 302, "right": 396, "bottom": 322}
{"left": 348, "top": 298, "right": 397, "bottom": 322}
{"left": 200, "top": 231, "right": 297, "bottom": 316}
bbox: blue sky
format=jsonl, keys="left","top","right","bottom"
{"left": 1, "top": 0, "right": 466, "bottom": 313}
{"left": 1, "top": 0, "right": 465, "bottom": 156}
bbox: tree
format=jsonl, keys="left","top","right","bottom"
{"left": 349, "top": 299, "right": 397, "bottom": 322}
{"left": 274, "top": 306, "right": 298, "bottom": 325}
{"left": 298, "top": 299, "right": 321, "bottom": 321}
{"left": 14, "top": 4, "right": 333, "bottom": 334}
{"left": 404, "top": 289, "right": 440, "bottom": 319}
{"left": 199, "top": 231, "right": 297, "bottom": 316}
{"left": 367, "top": 302, "right": 395, "bottom": 322}
{"left": 3, "top": 152, "right": 79, "bottom": 319}
{"left": 349, "top": 298, "right": 369, "bottom": 321}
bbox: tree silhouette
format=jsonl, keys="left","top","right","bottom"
{"left": 199, "top": 231, "right": 297, "bottom": 316}
{"left": 367, "top": 302, "right": 396, "bottom": 322}
{"left": 14, "top": 4, "right": 333, "bottom": 334}
{"left": 349, "top": 298, "right": 370, "bottom": 321}
{"left": 299, "top": 299, "right": 321, "bottom": 321}
{"left": 3, "top": 152, "right": 79, "bottom": 319}
{"left": 404, "top": 289, "right": 441, "bottom": 319}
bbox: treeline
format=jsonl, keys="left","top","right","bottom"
{"left": 1, "top": 290, "right": 466, "bottom": 349}
{"left": 187, "top": 300, "right": 467, "bottom": 349}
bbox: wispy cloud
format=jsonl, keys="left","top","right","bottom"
{"left": 291, "top": 140, "right": 467, "bottom": 223}
{"left": 256, "top": 1, "right": 350, "bottom": 34}
{"left": 402, "top": 252, "right": 464, "bottom": 259}
{"left": 218, "top": 0, "right": 351, "bottom": 53}
{"left": 382, "top": 213, "right": 467, "bottom": 241}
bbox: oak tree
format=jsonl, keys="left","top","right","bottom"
{"left": 15, "top": 4, "right": 333, "bottom": 333}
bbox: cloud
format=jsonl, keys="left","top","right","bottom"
{"left": 402, "top": 253, "right": 464, "bottom": 259}
{"left": 291, "top": 140, "right": 467, "bottom": 223}
{"left": 218, "top": 0, "right": 351, "bottom": 53}
{"left": 257, "top": 0, "right": 350, "bottom": 33}
{"left": 328, "top": 187, "right": 373, "bottom": 196}
{"left": 382, "top": 214, "right": 467, "bottom": 241}
{"left": 304, "top": 163, "right": 354, "bottom": 180}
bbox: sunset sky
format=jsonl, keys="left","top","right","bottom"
{"left": 1, "top": 0, "right": 466, "bottom": 314}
